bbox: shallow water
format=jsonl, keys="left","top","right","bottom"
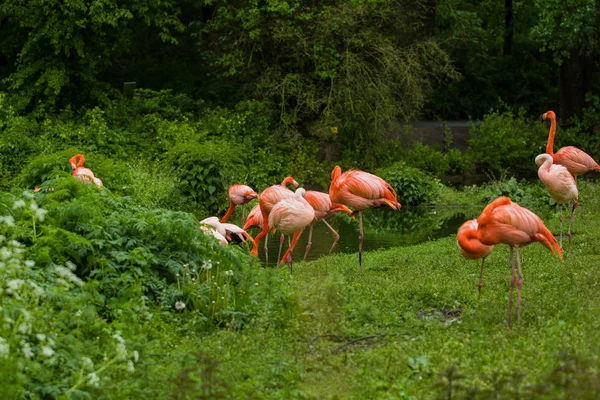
{"left": 237, "top": 206, "right": 478, "bottom": 266}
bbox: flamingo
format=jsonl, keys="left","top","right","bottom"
{"left": 457, "top": 197, "right": 562, "bottom": 329}
{"left": 456, "top": 219, "right": 494, "bottom": 299}
{"left": 542, "top": 110, "right": 600, "bottom": 179}
{"left": 535, "top": 153, "right": 579, "bottom": 248}
{"left": 69, "top": 154, "right": 103, "bottom": 188}
{"left": 200, "top": 217, "right": 256, "bottom": 247}
{"left": 329, "top": 166, "right": 401, "bottom": 272}
{"left": 268, "top": 188, "right": 315, "bottom": 272}
{"left": 221, "top": 185, "right": 258, "bottom": 223}
{"left": 303, "top": 190, "right": 353, "bottom": 260}
{"left": 250, "top": 176, "right": 299, "bottom": 263}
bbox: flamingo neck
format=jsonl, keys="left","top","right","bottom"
{"left": 546, "top": 115, "right": 556, "bottom": 155}
{"left": 221, "top": 202, "right": 236, "bottom": 223}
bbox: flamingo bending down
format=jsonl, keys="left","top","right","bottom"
{"left": 535, "top": 153, "right": 579, "bottom": 248}
{"left": 268, "top": 188, "right": 315, "bottom": 272}
{"left": 329, "top": 166, "right": 401, "bottom": 272}
{"left": 69, "top": 154, "right": 103, "bottom": 188}
{"left": 200, "top": 217, "right": 256, "bottom": 247}
{"left": 250, "top": 176, "right": 299, "bottom": 263}
{"left": 542, "top": 110, "right": 600, "bottom": 178}
{"left": 221, "top": 184, "right": 258, "bottom": 223}
{"left": 457, "top": 197, "right": 562, "bottom": 329}
{"left": 456, "top": 219, "right": 494, "bottom": 299}
{"left": 303, "top": 190, "right": 353, "bottom": 260}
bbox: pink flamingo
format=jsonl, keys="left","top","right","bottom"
{"left": 200, "top": 217, "right": 256, "bottom": 247}
{"left": 456, "top": 219, "right": 494, "bottom": 299}
{"left": 69, "top": 154, "right": 103, "bottom": 188}
{"left": 457, "top": 197, "right": 562, "bottom": 329}
{"left": 303, "top": 190, "right": 353, "bottom": 260}
{"left": 329, "top": 166, "right": 401, "bottom": 271}
{"left": 221, "top": 184, "right": 258, "bottom": 223}
{"left": 250, "top": 176, "right": 299, "bottom": 263}
{"left": 269, "top": 188, "right": 315, "bottom": 271}
{"left": 543, "top": 110, "right": 600, "bottom": 179}
{"left": 535, "top": 153, "right": 579, "bottom": 248}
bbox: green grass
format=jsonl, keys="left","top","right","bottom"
{"left": 122, "top": 181, "right": 600, "bottom": 399}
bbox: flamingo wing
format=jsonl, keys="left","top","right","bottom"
{"left": 554, "top": 146, "right": 600, "bottom": 176}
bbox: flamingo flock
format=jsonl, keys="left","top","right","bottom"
{"left": 67, "top": 109, "right": 598, "bottom": 329}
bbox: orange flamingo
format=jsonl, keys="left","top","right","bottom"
{"left": 329, "top": 166, "right": 401, "bottom": 272}
{"left": 269, "top": 188, "right": 315, "bottom": 271}
{"left": 221, "top": 185, "right": 258, "bottom": 223}
{"left": 250, "top": 176, "right": 299, "bottom": 263}
{"left": 303, "top": 190, "right": 353, "bottom": 260}
{"left": 69, "top": 154, "right": 103, "bottom": 188}
{"left": 457, "top": 197, "right": 562, "bottom": 329}
{"left": 542, "top": 110, "right": 600, "bottom": 178}
{"left": 456, "top": 219, "right": 494, "bottom": 299}
{"left": 535, "top": 153, "right": 579, "bottom": 248}
{"left": 200, "top": 217, "right": 256, "bottom": 247}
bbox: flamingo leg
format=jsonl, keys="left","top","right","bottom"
{"left": 567, "top": 200, "right": 578, "bottom": 243}
{"left": 277, "top": 234, "right": 285, "bottom": 266}
{"left": 303, "top": 223, "right": 314, "bottom": 261}
{"left": 242, "top": 205, "right": 245, "bottom": 222}
{"left": 283, "top": 229, "right": 306, "bottom": 274}
{"left": 558, "top": 204, "right": 563, "bottom": 249}
{"left": 507, "top": 246, "right": 516, "bottom": 330}
{"left": 264, "top": 233, "right": 269, "bottom": 265}
{"left": 516, "top": 246, "right": 524, "bottom": 326}
{"left": 478, "top": 257, "right": 485, "bottom": 300}
{"left": 358, "top": 211, "right": 364, "bottom": 272}
{"left": 321, "top": 218, "right": 341, "bottom": 254}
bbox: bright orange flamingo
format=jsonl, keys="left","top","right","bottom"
{"left": 456, "top": 219, "right": 494, "bottom": 299}
{"left": 221, "top": 185, "right": 258, "bottom": 223}
{"left": 250, "top": 176, "right": 299, "bottom": 263}
{"left": 542, "top": 110, "right": 600, "bottom": 179}
{"left": 303, "top": 190, "right": 353, "bottom": 260}
{"left": 457, "top": 197, "right": 562, "bottom": 329}
{"left": 269, "top": 188, "right": 315, "bottom": 272}
{"left": 329, "top": 166, "right": 401, "bottom": 272}
{"left": 535, "top": 153, "right": 579, "bottom": 248}
{"left": 69, "top": 154, "right": 103, "bottom": 188}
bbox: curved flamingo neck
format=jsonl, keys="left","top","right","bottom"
{"left": 221, "top": 201, "right": 236, "bottom": 223}
{"left": 331, "top": 166, "right": 342, "bottom": 181}
{"left": 280, "top": 176, "right": 296, "bottom": 187}
{"left": 546, "top": 115, "right": 556, "bottom": 155}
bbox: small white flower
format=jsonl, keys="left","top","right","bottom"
{"left": 8, "top": 240, "right": 21, "bottom": 248}
{"left": 87, "top": 372, "right": 100, "bottom": 387}
{"left": 55, "top": 265, "right": 83, "bottom": 287}
{"left": 36, "top": 334, "right": 46, "bottom": 341}
{"left": 22, "top": 191, "right": 34, "bottom": 199}
{"left": 47, "top": 338, "right": 55, "bottom": 348}
{"left": 21, "top": 341, "right": 33, "bottom": 359}
{"left": 0, "top": 337, "right": 9, "bottom": 359}
{"left": 224, "top": 270, "right": 234, "bottom": 276}
{"left": 133, "top": 350, "right": 139, "bottom": 363}
{"left": 17, "top": 323, "right": 31, "bottom": 334}
{"left": 116, "top": 343, "right": 127, "bottom": 360}
{"left": 29, "top": 282, "right": 44, "bottom": 297}
{"left": 65, "top": 261, "right": 77, "bottom": 271}
{"left": 82, "top": 356, "right": 94, "bottom": 369}
{"left": 1, "top": 216, "right": 14, "bottom": 227}
{"left": 255, "top": 282, "right": 259, "bottom": 286}
{"left": 12, "top": 200, "right": 25, "bottom": 209}
{"left": 201, "top": 261, "right": 212, "bottom": 270}
{"left": 127, "top": 360, "right": 135, "bottom": 373}
{"left": 112, "top": 334, "right": 125, "bottom": 344}
{"left": 30, "top": 202, "right": 38, "bottom": 211}
{"left": 24, "top": 260, "right": 35, "bottom": 268}
{"left": 0, "top": 247, "right": 11, "bottom": 260}
{"left": 174, "top": 301, "right": 186, "bottom": 311}
{"left": 35, "top": 208, "right": 48, "bottom": 222}
{"left": 6, "top": 279, "right": 25, "bottom": 294}
{"left": 75, "top": 310, "right": 82, "bottom": 317}
{"left": 41, "top": 346, "right": 54, "bottom": 357}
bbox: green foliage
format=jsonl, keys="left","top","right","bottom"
{"left": 467, "top": 108, "right": 547, "bottom": 177}
{"left": 377, "top": 162, "right": 443, "bottom": 206}
{"left": 403, "top": 143, "right": 469, "bottom": 179}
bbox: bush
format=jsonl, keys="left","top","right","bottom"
{"left": 377, "top": 162, "right": 444, "bottom": 206}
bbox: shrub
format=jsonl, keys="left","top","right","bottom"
{"left": 377, "top": 162, "right": 443, "bottom": 206}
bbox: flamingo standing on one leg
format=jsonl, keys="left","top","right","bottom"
{"left": 69, "top": 154, "right": 103, "bottom": 188}
{"left": 542, "top": 110, "right": 600, "bottom": 179}
{"left": 535, "top": 153, "right": 579, "bottom": 248}
{"left": 458, "top": 197, "right": 562, "bottom": 329}
{"left": 329, "top": 166, "right": 401, "bottom": 272}
{"left": 269, "top": 188, "right": 315, "bottom": 272}
{"left": 457, "top": 219, "right": 494, "bottom": 299}
{"left": 250, "top": 176, "right": 299, "bottom": 263}
{"left": 221, "top": 185, "right": 258, "bottom": 223}
{"left": 303, "top": 190, "right": 353, "bottom": 260}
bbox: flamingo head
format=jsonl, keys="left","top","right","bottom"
{"left": 457, "top": 219, "right": 493, "bottom": 260}
{"left": 535, "top": 153, "right": 553, "bottom": 167}
{"left": 331, "top": 165, "right": 342, "bottom": 181}
{"left": 281, "top": 176, "right": 299, "bottom": 188}
{"left": 294, "top": 187, "right": 307, "bottom": 198}
{"left": 541, "top": 110, "right": 556, "bottom": 121}
{"left": 244, "top": 189, "right": 259, "bottom": 202}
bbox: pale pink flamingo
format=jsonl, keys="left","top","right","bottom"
{"left": 543, "top": 110, "right": 600, "bottom": 179}
{"left": 458, "top": 197, "right": 562, "bottom": 329}
{"left": 221, "top": 184, "right": 258, "bottom": 223}
{"left": 269, "top": 188, "right": 315, "bottom": 271}
{"left": 329, "top": 166, "right": 401, "bottom": 271}
{"left": 456, "top": 219, "right": 494, "bottom": 299}
{"left": 303, "top": 190, "right": 353, "bottom": 260}
{"left": 200, "top": 217, "right": 256, "bottom": 246}
{"left": 250, "top": 176, "right": 299, "bottom": 263}
{"left": 535, "top": 153, "right": 579, "bottom": 248}
{"left": 69, "top": 154, "right": 103, "bottom": 188}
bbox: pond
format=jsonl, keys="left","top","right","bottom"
{"left": 237, "top": 206, "right": 479, "bottom": 266}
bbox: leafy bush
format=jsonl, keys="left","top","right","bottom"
{"left": 377, "top": 162, "right": 443, "bottom": 206}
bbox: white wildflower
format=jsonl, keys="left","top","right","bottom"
{"left": 1, "top": 216, "right": 15, "bottom": 227}
{"left": 65, "top": 260, "right": 77, "bottom": 271}
{"left": 21, "top": 341, "right": 33, "bottom": 359}
{"left": 255, "top": 282, "right": 259, "bottom": 286}
{"left": 201, "top": 261, "right": 212, "bottom": 270}
{"left": 112, "top": 333, "right": 125, "bottom": 344}
{"left": 22, "top": 191, "right": 34, "bottom": 199}
{"left": 133, "top": 350, "right": 139, "bottom": 363}
{"left": 35, "top": 208, "right": 48, "bottom": 222}
{"left": 17, "top": 323, "right": 31, "bottom": 334}
{"left": 127, "top": 360, "right": 135, "bottom": 373}
{"left": 41, "top": 346, "right": 54, "bottom": 357}
{"left": 20, "top": 309, "right": 31, "bottom": 322}
{"left": 224, "top": 270, "right": 234, "bottom": 276}
{"left": 75, "top": 310, "right": 82, "bottom": 317}
{"left": 6, "top": 279, "right": 25, "bottom": 294}
{"left": 87, "top": 372, "right": 100, "bottom": 387}
{"left": 0, "top": 337, "right": 9, "bottom": 359}
{"left": 36, "top": 334, "right": 46, "bottom": 342}
{"left": 30, "top": 201, "right": 38, "bottom": 211}
{"left": 174, "top": 301, "right": 186, "bottom": 311}
{"left": 0, "top": 235, "right": 5, "bottom": 243}
{"left": 29, "top": 282, "right": 44, "bottom": 297}
{"left": 82, "top": 356, "right": 94, "bottom": 369}
{"left": 12, "top": 200, "right": 25, "bottom": 209}
{"left": 24, "top": 260, "right": 35, "bottom": 268}
{"left": 47, "top": 338, "right": 55, "bottom": 347}
{"left": 8, "top": 240, "right": 21, "bottom": 248}
{"left": 116, "top": 343, "right": 127, "bottom": 360}
{"left": 54, "top": 265, "right": 83, "bottom": 287}
{"left": 0, "top": 247, "right": 10, "bottom": 260}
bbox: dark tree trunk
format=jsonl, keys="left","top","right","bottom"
{"left": 503, "top": 0, "right": 513, "bottom": 56}
{"left": 559, "top": 50, "right": 593, "bottom": 125}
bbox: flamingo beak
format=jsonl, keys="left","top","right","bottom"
{"left": 541, "top": 112, "right": 547, "bottom": 120}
